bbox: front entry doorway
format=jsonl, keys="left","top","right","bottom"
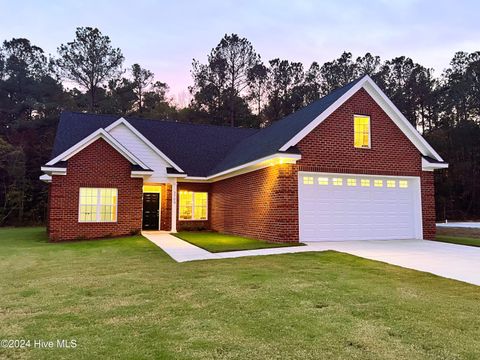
{"left": 142, "top": 192, "right": 160, "bottom": 230}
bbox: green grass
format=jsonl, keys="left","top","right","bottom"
{"left": 173, "top": 231, "right": 303, "bottom": 252}
{"left": 0, "top": 227, "right": 479, "bottom": 359}
{"left": 435, "top": 235, "right": 480, "bottom": 248}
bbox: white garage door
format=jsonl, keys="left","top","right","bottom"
{"left": 298, "top": 172, "right": 422, "bottom": 242}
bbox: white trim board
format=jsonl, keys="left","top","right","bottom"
{"left": 181, "top": 153, "right": 301, "bottom": 183}
{"left": 105, "top": 118, "right": 184, "bottom": 173}
{"left": 46, "top": 128, "right": 150, "bottom": 169}
{"left": 279, "top": 75, "right": 445, "bottom": 163}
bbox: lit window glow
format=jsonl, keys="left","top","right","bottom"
{"left": 79, "top": 188, "right": 117, "bottom": 222}
{"left": 374, "top": 180, "right": 383, "bottom": 187}
{"left": 361, "top": 179, "right": 370, "bottom": 187}
{"left": 347, "top": 178, "right": 357, "bottom": 186}
{"left": 399, "top": 180, "right": 408, "bottom": 188}
{"left": 179, "top": 191, "right": 208, "bottom": 220}
{"left": 303, "top": 176, "right": 314, "bottom": 185}
{"left": 354, "top": 115, "right": 370, "bottom": 148}
{"left": 387, "top": 180, "right": 396, "bottom": 188}
{"left": 318, "top": 177, "right": 328, "bottom": 185}
{"left": 332, "top": 178, "right": 343, "bottom": 186}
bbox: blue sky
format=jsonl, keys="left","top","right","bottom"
{"left": 1, "top": 0, "right": 479, "bottom": 103}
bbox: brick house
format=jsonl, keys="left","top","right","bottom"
{"left": 41, "top": 76, "right": 447, "bottom": 242}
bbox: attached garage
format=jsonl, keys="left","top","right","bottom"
{"left": 298, "top": 172, "right": 423, "bottom": 242}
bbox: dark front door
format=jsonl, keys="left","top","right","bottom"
{"left": 142, "top": 193, "right": 160, "bottom": 230}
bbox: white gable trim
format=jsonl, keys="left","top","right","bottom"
{"left": 279, "top": 75, "right": 444, "bottom": 162}
{"left": 105, "top": 118, "right": 184, "bottom": 173}
{"left": 45, "top": 128, "right": 149, "bottom": 169}
{"left": 422, "top": 157, "right": 449, "bottom": 171}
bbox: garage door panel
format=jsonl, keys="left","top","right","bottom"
{"left": 298, "top": 173, "right": 421, "bottom": 242}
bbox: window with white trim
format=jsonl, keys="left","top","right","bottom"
{"left": 79, "top": 188, "right": 117, "bottom": 222}
{"left": 179, "top": 191, "right": 208, "bottom": 220}
{"left": 354, "top": 115, "right": 371, "bottom": 148}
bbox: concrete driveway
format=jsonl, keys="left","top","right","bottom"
{"left": 305, "top": 239, "right": 480, "bottom": 286}
{"left": 143, "top": 232, "right": 480, "bottom": 286}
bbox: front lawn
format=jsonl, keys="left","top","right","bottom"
{"left": 436, "top": 235, "right": 480, "bottom": 248}
{"left": 0, "top": 228, "right": 479, "bottom": 359}
{"left": 173, "top": 231, "right": 303, "bottom": 252}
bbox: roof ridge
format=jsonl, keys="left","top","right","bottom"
{"left": 61, "top": 111, "right": 258, "bottom": 133}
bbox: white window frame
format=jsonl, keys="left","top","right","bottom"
{"left": 354, "top": 114, "right": 371, "bottom": 149}
{"left": 78, "top": 187, "right": 118, "bottom": 223}
{"left": 178, "top": 191, "right": 208, "bottom": 221}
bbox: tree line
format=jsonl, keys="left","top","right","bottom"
{"left": 0, "top": 27, "right": 478, "bottom": 225}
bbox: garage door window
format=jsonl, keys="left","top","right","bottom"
{"left": 303, "top": 176, "right": 314, "bottom": 185}
{"left": 374, "top": 179, "right": 383, "bottom": 187}
{"left": 361, "top": 179, "right": 370, "bottom": 187}
{"left": 387, "top": 180, "right": 396, "bottom": 188}
{"left": 399, "top": 180, "right": 408, "bottom": 188}
{"left": 318, "top": 177, "right": 328, "bottom": 185}
{"left": 347, "top": 178, "right": 357, "bottom": 186}
{"left": 332, "top": 178, "right": 343, "bottom": 186}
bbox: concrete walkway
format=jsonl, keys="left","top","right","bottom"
{"left": 142, "top": 231, "right": 311, "bottom": 262}
{"left": 142, "top": 232, "right": 480, "bottom": 286}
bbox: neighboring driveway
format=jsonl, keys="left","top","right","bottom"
{"left": 306, "top": 239, "right": 480, "bottom": 286}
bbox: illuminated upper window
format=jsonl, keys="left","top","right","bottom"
{"left": 303, "top": 176, "right": 314, "bottom": 185}
{"left": 318, "top": 177, "right": 328, "bottom": 185}
{"left": 347, "top": 178, "right": 357, "bottom": 186}
{"left": 79, "top": 188, "right": 117, "bottom": 222}
{"left": 354, "top": 115, "right": 371, "bottom": 148}
{"left": 399, "top": 180, "right": 409, "bottom": 188}
{"left": 374, "top": 180, "right": 383, "bottom": 187}
{"left": 179, "top": 191, "right": 208, "bottom": 220}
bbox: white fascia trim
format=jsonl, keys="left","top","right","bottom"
{"left": 279, "top": 75, "right": 444, "bottom": 162}
{"left": 363, "top": 78, "right": 444, "bottom": 162}
{"left": 39, "top": 174, "right": 52, "bottom": 183}
{"left": 422, "top": 158, "right": 449, "bottom": 171}
{"left": 166, "top": 173, "right": 188, "bottom": 178}
{"left": 182, "top": 153, "right": 301, "bottom": 182}
{"left": 131, "top": 171, "right": 154, "bottom": 178}
{"left": 41, "top": 166, "right": 67, "bottom": 174}
{"left": 45, "top": 128, "right": 149, "bottom": 169}
{"left": 105, "top": 118, "right": 184, "bottom": 173}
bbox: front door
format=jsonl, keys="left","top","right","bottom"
{"left": 142, "top": 193, "right": 160, "bottom": 230}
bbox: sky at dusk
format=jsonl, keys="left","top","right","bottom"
{"left": 1, "top": 0, "right": 479, "bottom": 105}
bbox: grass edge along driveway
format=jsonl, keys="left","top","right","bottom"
{"left": 172, "top": 231, "right": 304, "bottom": 252}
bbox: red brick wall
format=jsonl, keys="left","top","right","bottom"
{"left": 421, "top": 171, "right": 436, "bottom": 240}
{"left": 48, "top": 138, "right": 143, "bottom": 241}
{"left": 177, "top": 182, "right": 211, "bottom": 230}
{"left": 210, "top": 164, "right": 298, "bottom": 242}
{"left": 209, "top": 88, "right": 436, "bottom": 241}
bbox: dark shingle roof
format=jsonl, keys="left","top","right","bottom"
{"left": 51, "top": 113, "right": 258, "bottom": 177}
{"left": 50, "top": 77, "right": 364, "bottom": 177}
